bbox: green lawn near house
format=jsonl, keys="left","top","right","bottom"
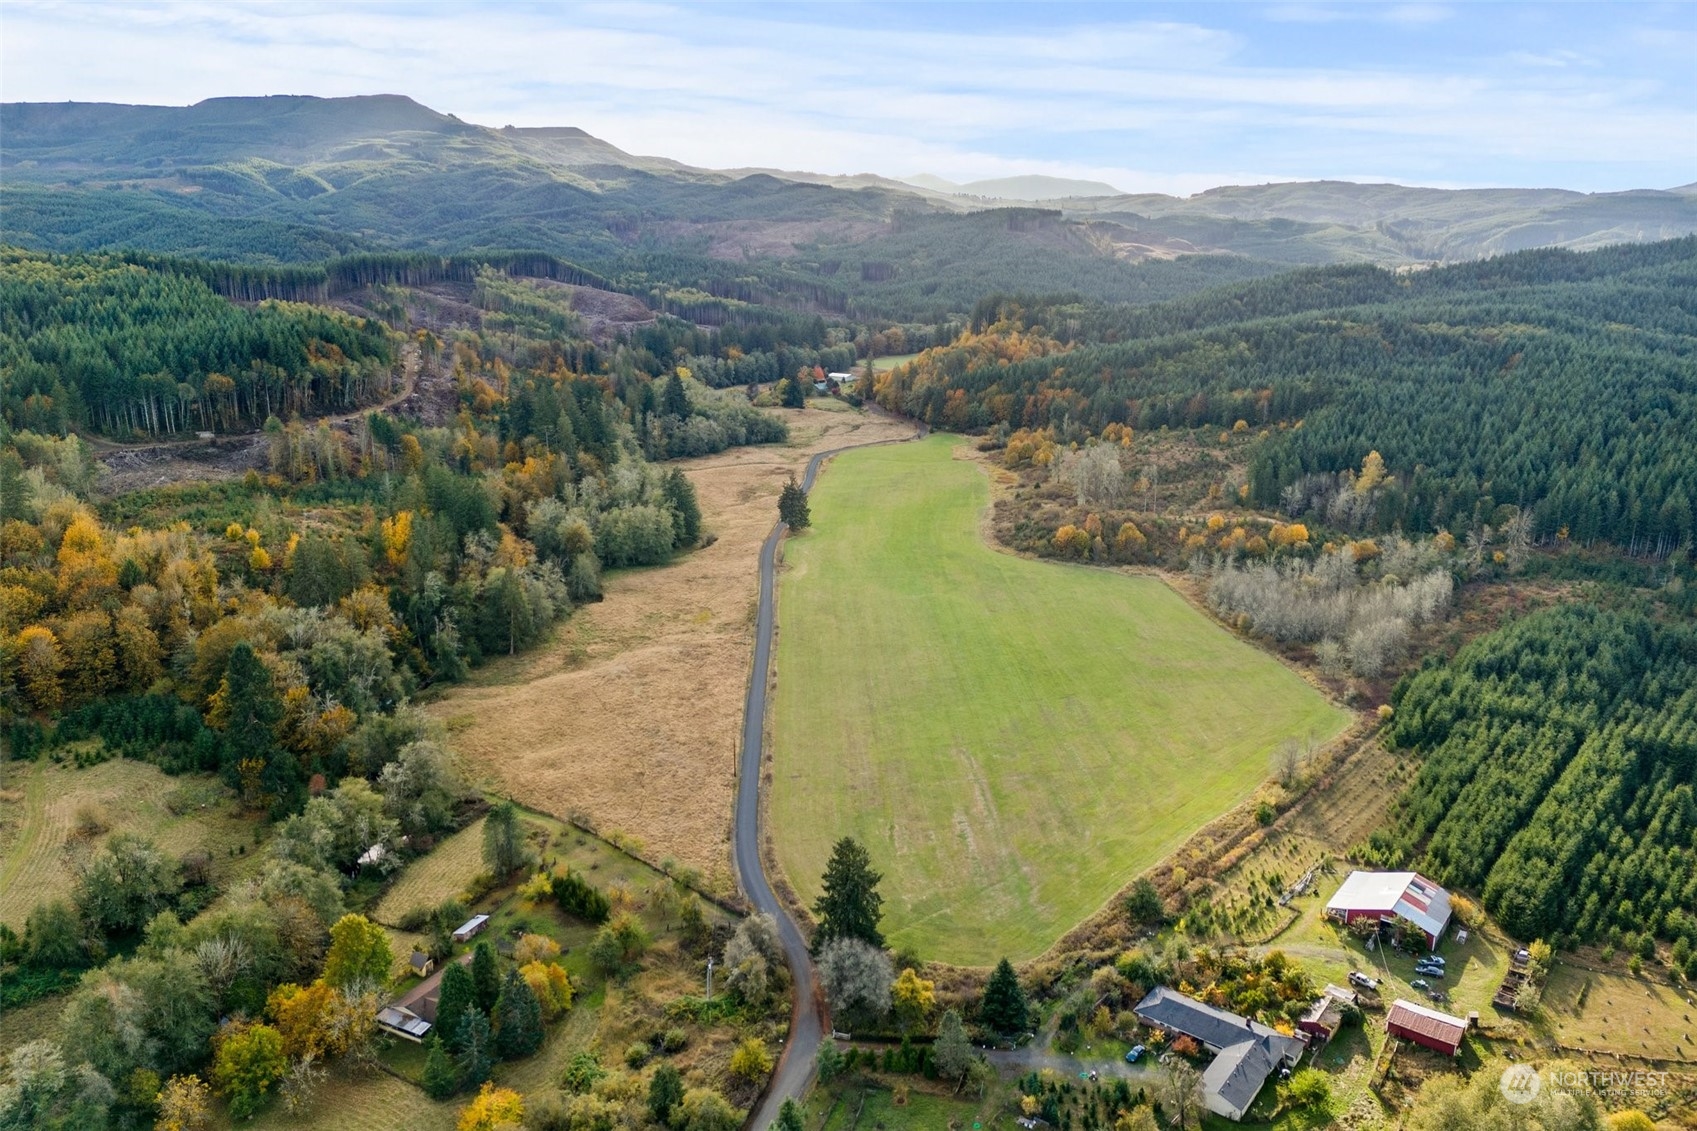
{"left": 770, "top": 434, "right": 1348, "bottom": 965}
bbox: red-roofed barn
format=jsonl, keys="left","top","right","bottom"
{"left": 1385, "top": 999, "right": 1469, "bottom": 1056}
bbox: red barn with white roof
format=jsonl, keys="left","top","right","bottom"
{"left": 1325, "top": 871, "right": 1452, "bottom": 950}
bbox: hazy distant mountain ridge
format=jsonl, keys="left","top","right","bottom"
{"left": 3, "top": 93, "right": 1695, "bottom": 310}
{"left": 899, "top": 173, "right": 1127, "bottom": 200}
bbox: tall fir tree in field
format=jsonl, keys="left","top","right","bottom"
{"left": 778, "top": 476, "right": 811, "bottom": 530}
{"left": 662, "top": 468, "right": 703, "bottom": 547}
{"left": 471, "top": 941, "right": 501, "bottom": 1012}
{"left": 482, "top": 801, "right": 526, "bottom": 878}
{"left": 647, "top": 1062, "right": 684, "bottom": 1124}
{"left": 216, "top": 640, "right": 294, "bottom": 810}
{"left": 980, "top": 958, "right": 1029, "bottom": 1035}
{"left": 422, "top": 1034, "right": 457, "bottom": 1099}
{"left": 435, "top": 962, "right": 476, "bottom": 1052}
{"left": 453, "top": 1010, "right": 493, "bottom": 1090}
{"left": 812, "top": 836, "right": 883, "bottom": 950}
{"left": 661, "top": 370, "right": 690, "bottom": 418}
{"left": 492, "top": 969, "right": 544, "bottom": 1059}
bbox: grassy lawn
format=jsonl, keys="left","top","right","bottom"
{"left": 810, "top": 1081, "right": 1000, "bottom": 1129}
{"left": 1543, "top": 961, "right": 1697, "bottom": 1061}
{"left": 0, "top": 758, "right": 260, "bottom": 928}
{"left": 770, "top": 434, "right": 1348, "bottom": 965}
{"left": 872, "top": 352, "right": 921, "bottom": 372}
{"left": 220, "top": 1069, "right": 456, "bottom": 1131}
{"left": 371, "top": 816, "right": 490, "bottom": 925}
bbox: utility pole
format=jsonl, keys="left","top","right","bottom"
{"left": 705, "top": 957, "right": 714, "bottom": 1002}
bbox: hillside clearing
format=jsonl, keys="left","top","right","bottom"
{"left": 0, "top": 759, "right": 256, "bottom": 928}
{"left": 370, "top": 816, "right": 489, "bottom": 926}
{"left": 770, "top": 435, "right": 1348, "bottom": 964}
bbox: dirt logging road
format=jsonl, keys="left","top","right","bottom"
{"left": 738, "top": 421, "right": 920, "bottom": 1130}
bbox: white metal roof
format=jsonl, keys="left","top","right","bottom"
{"left": 1326, "top": 870, "right": 1452, "bottom": 940}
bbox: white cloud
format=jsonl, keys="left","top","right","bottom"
{"left": 1, "top": 1, "right": 1691, "bottom": 192}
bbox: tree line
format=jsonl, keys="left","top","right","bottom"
{"left": 1369, "top": 604, "right": 1697, "bottom": 958}
{"left": 872, "top": 238, "right": 1697, "bottom": 551}
{"left": 1, "top": 248, "right": 397, "bottom": 438}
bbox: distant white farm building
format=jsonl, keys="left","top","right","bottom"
{"left": 1325, "top": 871, "right": 1452, "bottom": 950}
{"left": 451, "top": 914, "right": 490, "bottom": 943}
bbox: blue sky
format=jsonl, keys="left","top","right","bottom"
{"left": 3, "top": 1, "right": 1693, "bottom": 194}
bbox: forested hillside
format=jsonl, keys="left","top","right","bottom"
{"left": 1372, "top": 605, "right": 1697, "bottom": 957}
{"left": 875, "top": 237, "right": 1697, "bottom": 548}
{"left": 1, "top": 248, "right": 396, "bottom": 437}
{"left": 11, "top": 95, "right": 1692, "bottom": 329}
{"left": 0, "top": 241, "right": 800, "bottom": 790}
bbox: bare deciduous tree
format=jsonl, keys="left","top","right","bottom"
{"left": 1156, "top": 1060, "right": 1205, "bottom": 1129}
{"left": 1057, "top": 443, "right": 1129, "bottom": 508}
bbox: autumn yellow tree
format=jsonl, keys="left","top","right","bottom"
{"left": 1356, "top": 450, "right": 1386, "bottom": 493}
{"left": 520, "top": 960, "right": 573, "bottom": 1020}
{"left": 729, "top": 1036, "right": 774, "bottom": 1083}
{"left": 16, "top": 624, "right": 64, "bottom": 710}
{"left": 458, "top": 1082, "right": 524, "bottom": 1131}
{"left": 56, "top": 511, "right": 116, "bottom": 608}
{"left": 155, "top": 1073, "right": 212, "bottom": 1131}
{"left": 380, "top": 511, "right": 413, "bottom": 569}
{"left": 892, "top": 967, "right": 935, "bottom": 1034}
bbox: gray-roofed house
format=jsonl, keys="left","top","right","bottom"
{"left": 1134, "top": 986, "right": 1307, "bottom": 1121}
{"left": 375, "top": 953, "right": 473, "bottom": 1043}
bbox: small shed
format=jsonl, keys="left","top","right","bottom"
{"left": 451, "top": 914, "right": 490, "bottom": 943}
{"left": 1298, "top": 996, "right": 1345, "bottom": 1046}
{"left": 409, "top": 950, "right": 435, "bottom": 977}
{"left": 1386, "top": 998, "right": 1468, "bottom": 1056}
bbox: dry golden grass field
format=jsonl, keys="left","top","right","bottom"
{"left": 0, "top": 759, "right": 256, "bottom": 927}
{"left": 430, "top": 408, "right": 912, "bottom": 889}
{"left": 1544, "top": 961, "right": 1697, "bottom": 1063}
{"left": 221, "top": 1067, "right": 456, "bottom": 1131}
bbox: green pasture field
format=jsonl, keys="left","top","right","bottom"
{"left": 769, "top": 434, "right": 1348, "bottom": 964}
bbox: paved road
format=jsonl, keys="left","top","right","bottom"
{"left": 735, "top": 424, "right": 919, "bottom": 1130}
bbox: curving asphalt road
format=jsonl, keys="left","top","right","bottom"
{"left": 735, "top": 423, "right": 920, "bottom": 1130}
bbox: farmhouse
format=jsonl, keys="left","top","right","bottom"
{"left": 1386, "top": 998, "right": 1469, "bottom": 1056}
{"left": 1134, "top": 987, "right": 1306, "bottom": 1121}
{"left": 376, "top": 953, "right": 474, "bottom": 1042}
{"left": 1325, "top": 870, "right": 1452, "bottom": 950}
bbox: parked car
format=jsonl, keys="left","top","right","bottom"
{"left": 1348, "top": 971, "right": 1379, "bottom": 990}
{"left": 1125, "top": 1045, "right": 1147, "bottom": 1064}
{"left": 1421, "top": 954, "right": 1447, "bottom": 968}
{"left": 1411, "top": 978, "right": 1430, "bottom": 990}
{"left": 1414, "top": 963, "right": 1445, "bottom": 979}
